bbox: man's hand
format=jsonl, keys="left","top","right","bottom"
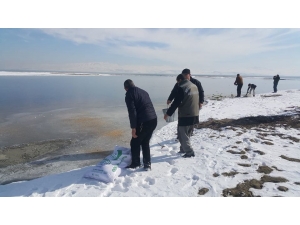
{"left": 164, "top": 114, "right": 169, "bottom": 121}
{"left": 167, "top": 100, "right": 171, "bottom": 105}
{"left": 199, "top": 103, "right": 203, "bottom": 109}
{"left": 131, "top": 128, "right": 138, "bottom": 138}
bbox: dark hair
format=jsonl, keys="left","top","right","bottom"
{"left": 124, "top": 79, "right": 135, "bottom": 89}
{"left": 181, "top": 68, "right": 190, "bottom": 75}
{"left": 176, "top": 74, "right": 184, "bottom": 82}
{"left": 237, "top": 74, "right": 240, "bottom": 76}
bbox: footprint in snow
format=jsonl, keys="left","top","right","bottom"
{"left": 169, "top": 167, "right": 178, "bottom": 175}
{"left": 138, "top": 177, "right": 155, "bottom": 188}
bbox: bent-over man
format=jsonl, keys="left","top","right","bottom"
{"left": 246, "top": 83, "right": 257, "bottom": 97}
{"left": 124, "top": 79, "right": 157, "bottom": 171}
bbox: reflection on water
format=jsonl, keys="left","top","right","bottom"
{"left": 1, "top": 74, "right": 300, "bottom": 147}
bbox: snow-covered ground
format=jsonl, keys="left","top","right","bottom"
{"left": 1, "top": 90, "right": 300, "bottom": 198}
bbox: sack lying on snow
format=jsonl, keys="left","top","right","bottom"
{"left": 113, "top": 145, "right": 131, "bottom": 155}
{"left": 84, "top": 146, "right": 132, "bottom": 183}
{"left": 84, "top": 164, "right": 121, "bottom": 183}
{"left": 98, "top": 146, "right": 132, "bottom": 168}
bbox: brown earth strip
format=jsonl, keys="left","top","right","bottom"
{"left": 278, "top": 186, "right": 289, "bottom": 192}
{"left": 257, "top": 166, "right": 273, "bottom": 174}
{"left": 227, "top": 150, "right": 246, "bottom": 154}
{"left": 195, "top": 112, "right": 300, "bottom": 131}
{"left": 222, "top": 175, "right": 288, "bottom": 197}
{"left": 238, "top": 163, "right": 251, "bottom": 167}
{"left": 198, "top": 188, "right": 209, "bottom": 196}
{"left": 271, "top": 166, "right": 284, "bottom": 171}
{"left": 280, "top": 155, "right": 300, "bottom": 162}
{"left": 222, "top": 171, "right": 239, "bottom": 177}
{"left": 253, "top": 150, "right": 265, "bottom": 155}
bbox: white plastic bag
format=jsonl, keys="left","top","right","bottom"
{"left": 113, "top": 145, "right": 131, "bottom": 155}
{"left": 84, "top": 164, "right": 121, "bottom": 183}
{"left": 84, "top": 145, "right": 132, "bottom": 182}
{"left": 102, "top": 146, "right": 132, "bottom": 168}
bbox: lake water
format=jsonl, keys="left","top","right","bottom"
{"left": 1, "top": 72, "right": 300, "bottom": 183}
{"left": 1, "top": 73, "right": 300, "bottom": 147}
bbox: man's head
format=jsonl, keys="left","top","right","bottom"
{"left": 176, "top": 74, "right": 184, "bottom": 83}
{"left": 182, "top": 68, "right": 191, "bottom": 80}
{"left": 248, "top": 83, "right": 251, "bottom": 86}
{"left": 124, "top": 79, "right": 135, "bottom": 91}
{"left": 237, "top": 74, "right": 240, "bottom": 77}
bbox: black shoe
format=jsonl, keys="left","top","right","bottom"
{"left": 126, "top": 163, "right": 141, "bottom": 169}
{"left": 144, "top": 165, "right": 151, "bottom": 171}
{"left": 182, "top": 152, "right": 195, "bottom": 158}
{"left": 178, "top": 150, "right": 185, "bottom": 154}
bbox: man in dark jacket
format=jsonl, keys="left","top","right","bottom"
{"left": 164, "top": 74, "right": 199, "bottom": 158}
{"left": 167, "top": 70, "right": 204, "bottom": 108}
{"left": 234, "top": 74, "right": 243, "bottom": 97}
{"left": 167, "top": 69, "right": 204, "bottom": 136}
{"left": 124, "top": 79, "right": 157, "bottom": 171}
{"left": 273, "top": 74, "right": 280, "bottom": 93}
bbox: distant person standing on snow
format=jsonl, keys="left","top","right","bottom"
{"left": 124, "top": 79, "right": 157, "bottom": 171}
{"left": 273, "top": 74, "right": 280, "bottom": 93}
{"left": 234, "top": 74, "right": 243, "bottom": 97}
{"left": 246, "top": 83, "right": 257, "bottom": 97}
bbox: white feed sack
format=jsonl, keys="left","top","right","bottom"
{"left": 84, "top": 164, "right": 121, "bottom": 183}
{"left": 84, "top": 146, "right": 132, "bottom": 182}
{"left": 113, "top": 145, "right": 131, "bottom": 155}
{"left": 103, "top": 146, "right": 132, "bottom": 168}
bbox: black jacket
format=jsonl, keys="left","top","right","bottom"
{"left": 125, "top": 86, "right": 157, "bottom": 129}
{"left": 273, "top": 75, "right": 280, "bottom": 84}
{"left": 247, "top": 84, "right": 257, "bottom": 93}
{"left": 167, "top": 76, "right": 204, "bottom": 104}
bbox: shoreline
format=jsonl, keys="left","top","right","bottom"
{"left": 1, "top": 90, "right": 299, "bottom": 186}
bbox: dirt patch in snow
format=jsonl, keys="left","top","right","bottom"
{"left": 222, "top": 175, "right": 289, "bottom": 197}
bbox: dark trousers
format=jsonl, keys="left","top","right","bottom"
{"left": 273, "top": 83, "right": 278, "bottom": 92}
{"left": 237, "top": 84, "right": 243, "bottom": 97}
{"left": 130, "top": 118, "right": 157, "bottom": 167}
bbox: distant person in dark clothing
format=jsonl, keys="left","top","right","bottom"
{"left": 273, "top": 74, "right": 280, "bottom": 93}
{"left": 246, "top": 83, "right": 257, "bottom": 97}
{"left": 234, "top": 74, "right": 243, "bottom": 97}
{"left": 124, "top": 79, "right": 157, "bottom": 171}
{"left": 164, "top": 73, "right": 199, "bottom": 158}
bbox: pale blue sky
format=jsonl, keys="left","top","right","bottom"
{"left": 1, "top": 1, "right": 300, "bottom": 76}
{"left": 1, "top": 28, "right": 300, "bottom": 76}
